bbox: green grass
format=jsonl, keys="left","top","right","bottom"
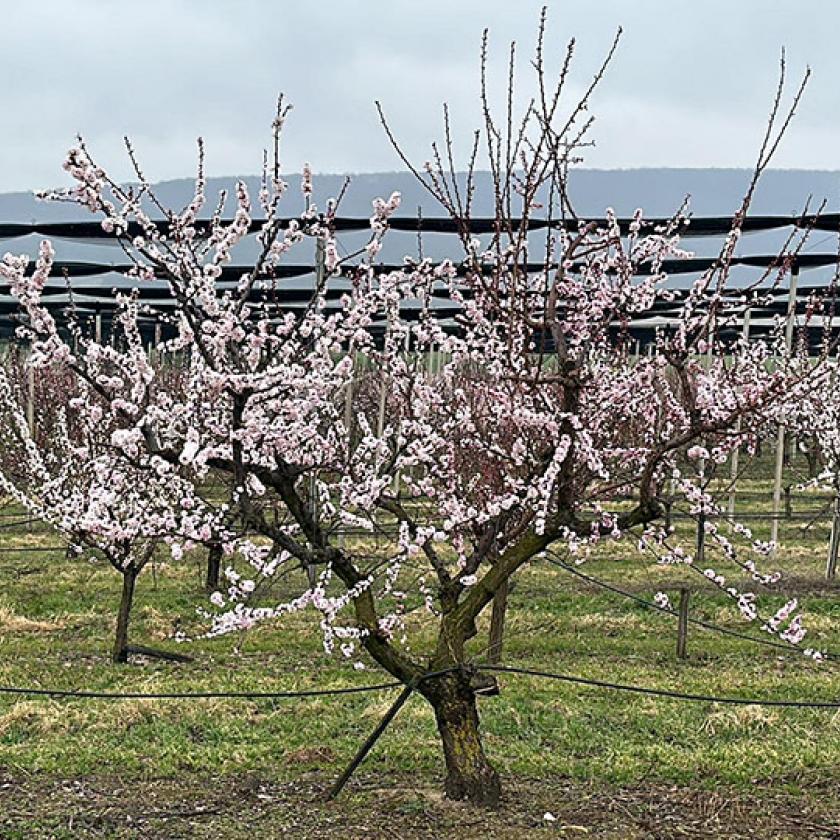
{"left": 0, "top": 452, "right": 838, "bottom": 836}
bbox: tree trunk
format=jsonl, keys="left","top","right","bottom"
{"left": 205, "top": 545, "right": 223, "bottom": 591}
{"left": 113, "top": 567, "right": 137, "bottom": 664}
{"left": 805, "top": 435, "right": 822, "bottom": 478}
{"left": 423, "top": 673, "right": 501, "bottom": 806}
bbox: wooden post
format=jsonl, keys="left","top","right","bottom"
{"left": 827, "top": 493, "right": 840, "bottom": 580}
{"left": 676, "top": 587, "right": 690, "bottom": 659}
{"left": 696, "top": 510, "right": 706, "bottom": 565}
{"left": 727, "top": 309, "right": 751, "bottom": 523}
{"left": 487, "top": 580, "right": 509, "bottom": 665}
{"left": 771, "top": 263, "right": 799, "bottom": 551}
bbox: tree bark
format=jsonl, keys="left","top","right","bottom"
{"left": 422, "top": 672, "right": 501, "bottom": 807}
{"left": 205, "top": 545, "right": 223, "bottom": 591}
{"left": 113, "top": 567, "right": 137, "bottom": 664}
{"left": 805, "top": 435, "right": 822, "bottom": 478}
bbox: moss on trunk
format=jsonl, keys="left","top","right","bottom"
{"left": 423, "top": 672, "right": 501, "bottom": 807}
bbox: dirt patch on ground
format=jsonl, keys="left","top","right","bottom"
{"left": 0, "top": 771, "right": 838, "bottom": 839}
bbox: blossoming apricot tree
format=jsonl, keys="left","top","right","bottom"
{"left": 0, "top": 15, "right": 826, "bottom": 806}
{"left": 0, "top": 275, "right": 224, "bottom": 662}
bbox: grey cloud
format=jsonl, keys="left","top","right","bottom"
{"left": 0, "top": 0, "right": 835, "bottom": 193}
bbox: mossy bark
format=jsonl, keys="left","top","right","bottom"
{"left": 423, "top": 673, "right": 501, "bottom": 807}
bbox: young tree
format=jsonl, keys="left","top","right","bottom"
{"left": 0, "top": 273, "right": 223, "bottom": 663}
{"left": 782, "top": 350, "right": 840, "bottom": 578}
{"left": 0, "top": 15, "right": 826, "bottom": 806}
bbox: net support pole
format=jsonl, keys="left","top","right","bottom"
{"left": 377, "top": 317, "right": 391, "bottom": 440}
{"left": 727, "top": 309, "right": 751, "bottom": 524}
{"left": 771, "top": 262, "right": 799, "bottom": 552}
{"left": 153, "top": 321, "right": 162, "bottom": 365}
{"left": 392, "top": 330, "right": 411, "bottom": 496}
{"left": 312, "top": 237, "right": 331, "bottom": 554}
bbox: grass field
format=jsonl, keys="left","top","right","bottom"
{"left": 1, "top": 457, "right": 839, "bottom": 838}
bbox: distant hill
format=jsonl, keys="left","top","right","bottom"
{"left": 1, "top": 168, "right": 837, "bottom": 264}
{"left": 3, "top": 168, "right": 839, "bottom": 220}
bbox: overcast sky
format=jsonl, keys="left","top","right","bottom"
{"left": 1, "top": 1, "right": 837, "bottom": 193}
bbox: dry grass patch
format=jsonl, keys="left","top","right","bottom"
{"left": 701, "top": 704, "right": 779, "bottom": 736}
{"left": 0, "top": 602, "right": 64, "bottom": 634}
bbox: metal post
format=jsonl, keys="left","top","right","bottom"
{"left": 771, "top": 263, "right": 799, "bottom": 551}
{"left": 698, "top": 332, "right": 714, "bottom": 477}
{"left": 727, "top": 309, "right": 751, "bottom": 523}
{"left": 344, "top": 371, "right": 354, "bottom": 445}
{"left": 392, "top": 330, "right": 411, "bottom": 496}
